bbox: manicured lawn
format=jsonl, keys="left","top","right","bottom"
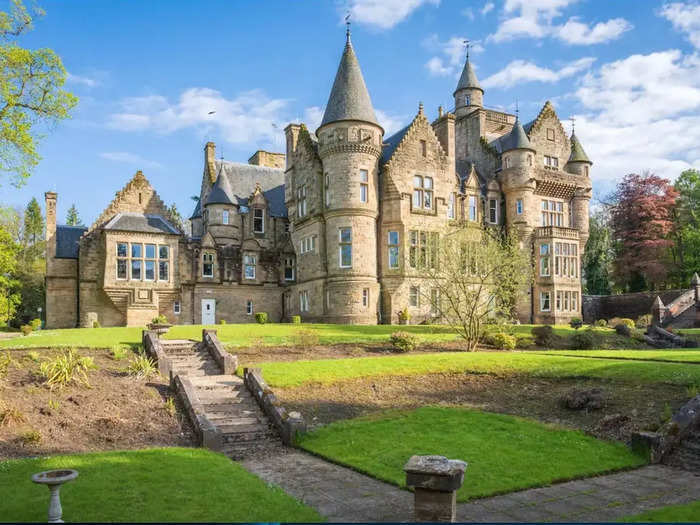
{"left": 252, "top": 351, "right": 700, "bottom": 388}
{"left": 535, "top": 349, "right": 700, "bottom": 363}
{"left": 0, "top": 448, "right": 321, "bottom": 522}
{"left": 298, "top": 406, "right": 645, "bottom": 502}
{"left": 620, "top": 500, "right": 700, "bottom": 522}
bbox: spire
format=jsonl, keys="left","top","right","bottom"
{"left": 205, "top": 161, "right": 234, "bottom": 206}
{"left": 318, "top": 31, "right": 381, "bottom": 132}
{"left": 500, "top": 118, "right": 533, "bottom": 152}
{"left": 454, "top": 54, "right": 482, "bottom": 95}
{"left": 568, "top": 132, "right": 591, "bottom": 163}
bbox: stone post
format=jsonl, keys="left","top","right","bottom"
{"left": 651, "top": 296, "right": 666, "bottom": 327}
{"left": 692, "top": 274, "right": 700, "bottom": 328}
{"left": 404, "top": 455, "right": 467, "bottom": 522}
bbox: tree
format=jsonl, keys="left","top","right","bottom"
{"left": 0, "top": 0, "right": 78, "bottom": 187}
{"left": 21, "top": 195, "right": 42, "bottom": 264}
{"left": 422, "top": 224, "right": 532, "bottom": 351}
{"left": 167, "top": 203, "right": 184, "bottom": 231}
{"left": 65, "top": 203, "right": 82, "bottom": 226}
{"left": 0, "top": 227, "right": 20, "bottom": 325}
{"left": 583, "top": 212, "right": 613, "bottom": 295}
{"left": 609, "top": 173, "right": 678, "bottom": 291}
{"left": 670, "top": 169, "right": 700, "bottom": 287}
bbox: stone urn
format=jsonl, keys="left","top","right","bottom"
{"left": 147, "top": 323, "right": 171, "bottom": 337}
{"left": 31, "top": 469, "right": 79, "bottom": 523}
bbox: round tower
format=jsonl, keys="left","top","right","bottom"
{"left": 203, "top": 166, "right": 239, "bottom": 244}
{"left": 453, "top": 51, "right": 483, "bottom": 118}
{"left": 316, "top": 29, "right": 383, "bottom": 324}
{"left": 499, "top": 118, "right": 537, "bottom": 232}
{"left": 566, "top": 132, "right": 593, "bottom": 249}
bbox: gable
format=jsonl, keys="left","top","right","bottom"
{"left": 525, "top": 101, "right": 570, "bottom": 162}
{"left": 381, "top": 111, "right": 448, "bottom": 170}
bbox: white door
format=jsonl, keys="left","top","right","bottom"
{"left": 201, "top": 299, "right": 216, "bottom": 325}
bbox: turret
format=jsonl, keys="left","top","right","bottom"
{"left": 203, "top": 165, "right": 238, "bottom": 243}
{"left": 499, "top": 118, "right": 537, "bottom": 231}
{"left": 454, "top": 53, "right": 483, "bottom": 118}
{"left": 566, "top": 132, "right": 592, "bottom": 246}
{"left": 565, "top": 132, "right": 592, "bottom": 177}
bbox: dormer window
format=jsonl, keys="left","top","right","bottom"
{"left": 253, "top": 208, "right": 264, "bottom": 233}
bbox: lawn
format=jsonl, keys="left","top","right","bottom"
{"left": 0, "top": 447, "right": 321, "bottom": 522}
{"left": 251, "top": 351, "right": 700, "bottom": 388}
{"left": 536, "top": 349, "right": 700, "bottom": 363}
{"left": 298, "top": 406, "right": 645, "bottom": 502}
{"left": 620, "top": 500, "right": 700, "bottom": 522}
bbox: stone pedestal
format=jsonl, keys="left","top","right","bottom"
{"left": 404, "top": 455, "right": 467, "bottom": 522}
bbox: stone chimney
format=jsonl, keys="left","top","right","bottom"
{"left": 432, "top": 112, "right": 455, "bottom": 161}
{"left": 45, "top": 191, "right": 57, "bottom": 262}
{"left": 284, "top": 124, "right": 301, "bottom": 170}
{"left": 248, "top": 150, "right": 286, "bottom": 169}
{"left": 204, "top": 142, "right": 217, "bottom": 183}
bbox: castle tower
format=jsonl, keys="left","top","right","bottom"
{"left": 453, "top": 52, "right": 483, "bottom": 118}
{"left": 316, "top": 28, "right": 384, "bottom": 323}
{"left": 500, "top": 117, "right": 537, "bottom": 232}
{"left": 565, "top": 132, "right": 593, "bottom": 248}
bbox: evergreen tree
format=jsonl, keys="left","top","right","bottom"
{"left": 671, "top": 169, "right": 700, "bottom": 287}
{"left": 22, "top": 196, "right": 43, "bottom": 265}
{"left": 582, "top": 213, "right": 612, "bottom": 295}
{"left": 65, "top": 203, "right": 83, "bottom": 226}
{"left": 168, "top": 203, "right": 184, "bottom": 231}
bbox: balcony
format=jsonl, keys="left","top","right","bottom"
{"left": 535, "top": 226, "right": 580, "bottom": 240}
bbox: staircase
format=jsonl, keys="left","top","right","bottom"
{"left": 653, "top": 273, "right": 700, "bottom": 330}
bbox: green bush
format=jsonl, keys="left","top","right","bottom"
{"left": 488, "top": 332, "right": 517, "bottom": 350}
{"left": 39, "top": 349, "right": 97, "bottom": 388}
{"left": 219, "top": 319, "right": 227, "bottom": 325}
{"left": 390, "top": 331, "right": 418, "bottom": 353}
{"left": 29, "top": 318, "right": 41, "bottom": 331}
{"left": 631, "top": 328, "right": 647, "bottom": 342}
{"left": 571, "top": 328, "right": 596, "bottom": 350}
{"left": 398, "top": 308, "right": 410, "bottom": 323}
{"left": 20, "top": 325, "right": 32, "bottom": 336}
{"left": 615, "top": 323, "right": 632, "bottom": 337}
{"left": 255, "top": 312, "right": 268, "bottom": 324}
{"left": 92, "top": 320, "right": 101, "bottom": 328}
{"left": 569, "top": 318, "right": 583, "bottom": 330}
{"left": 532, "top": 325, "right": 554, "bottom": 347}
{"left": 515, "top": 335, "right": 534, "bottom": 349}
{"left": 291, "top": 315, "right": 301, "bottom": 324}
{"left": 594, "top": 319, "right": 608, "bottom": 328}
{"left": 151, "top": 315, "right": 168, "bottom": 325}
{"left": 125, "top": 352, "right": 158, "bottom": 379}
{"left": 636, "top": 314, "right": 652, "bottom": 329}
{"left": 609, "top": 317, "right": 634, "bottom": 330}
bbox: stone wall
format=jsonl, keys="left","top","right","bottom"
{"left": 583, "top": 289, "right": 686, "bottom": 323}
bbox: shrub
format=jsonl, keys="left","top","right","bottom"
{"left": 686, "top": 385, "right": 699, "bottom": 398}
{"left": 109, "top": 346, "right": 128, "bottom": 361}
{"left": 26, "top": 351, "right": 40, "bottom": 363}
{"left": 488, "top": 332, "right": 517, "bottom": 350}
{"left": 636, "top": 314, "right": 653, "bottom": 329}
{"left": 532, "top": 325, "right": 554, "bottom": 347}
{"left": 151, "top": 315, "right": 168, "bottom": 325}
{"left": 92, "top": 320, "right": 101, "bottom": 328}
{"left": 390, "top": 331, "right": 419, "bottom": 353}
{"left": 0, "top": 352, "right": 13, "bottom": 377}
{"left": 594, "top": 319, "right": 608, "bottom": 328}
{"left": 515, "top": 335, "right": 533, "bottom": 349}
{"left": 29, "top": 318, "right": 41, "bottom": 331}
{"left": 0, "top": 402, "right": 25, "bottom": 426}
{"left": 570, "top": 328, "right": 596, "bottom": 350}
{"left": 631, "top": 328, "right": 647, "bottom": 342}
{"left": 39, "top": 349, "right": 97, "bottom": 388}
{"left": 125, "top": 352, "right": 158, "bottom": 379}
{"left": 615, "top": 323, "right": 632, "bottom": 337}
{"left": 20, "top": 325, "right": 32, "bottom": 336}
{"left": 219, "top": 319, "right": 227, "bottom": 325}
{"left": 18, "top": 429, "right": 42, "bottom": 446}
{"left": 609, "top": 317, "right": 634, "bottom": 330}
{"left": 398, "top": 308, "right": 410, "bottom": 323}
{"left": 164, "top": 397, "right": 176, "bottom": 417}
{"left": 291, "top": 315, "right": 301, "bottom": 324}
{"left": 255, "top": 312, "right": 268, "bottom": 324}
{"left": 569, "top": 318, "right": 583, "bottom": 330}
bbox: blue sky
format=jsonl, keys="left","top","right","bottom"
{"left": 3, "top": 0, "right": 700, "bottom": 224}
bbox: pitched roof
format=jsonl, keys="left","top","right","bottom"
{"left": 189, "top": 198, "right": 201, "bottom": 219}
{"left": 319, "top": 34, "right": 380, "bottom": 131}
{"left": 454, "top": 57, "right": 482, "bottom": 94}
{"left": 103, "top": 213, "right": 180, "bottom": 234}
{"left": 380, "top": 123, "right": 411, "bottom": 164}
{"left": 568, "top": 133, "right": 591, "bottom": 163}
{"left": 499, "top": 119, "right": 533, "bottom": 152}
{"left": 55, "top": 225, "right": 86, "bottom": 259}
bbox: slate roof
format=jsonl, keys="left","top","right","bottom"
{"left": 499, "top": 119, "right": 533, "bottom": 152}
{"left": 455, "top": 58, "right": 482, "bottom": 94}
{"left": 205, "top": 167, "right": 235, "bottom": 206}
{"left": 568, "top": 133, "right": 591, "bottom": 163}
{"left": 55, "top": 225, "right": 87, "bottom": 259}
{"left": 319, "top": 34, "right": 380, "bottom": 131}
{"left": 380, "top": 123, "right": 411, "bottom": 164}
{"left": 523, "top": 119, "right": 535, "bottom": 134}
{"left": 189, "top": 198, "right": 201, "bottom": 219}
{"left": 103, "top": 213, "right": 180, "bottom": 234}
{"left": 205, "top": 160, "right": 287, "bottom": 217}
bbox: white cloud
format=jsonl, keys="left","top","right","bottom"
{"left": 423, "top": 35, "right": 484, "bottom": 77}
{"left": 67, "top": 73, "right": 99, "bottom": 88}
{"left": 481, "top": 2, "right": 495, "bottom": 15}
{"left": 99, "top": 152, "right": 162, "bottom": 169}
{"left": 375, "top": 109, "right": 406, "bottom": 136}
{"left": 556, "top": 17, "right": 632, "bottom": 45}
{"left": 659, "top": 2, "right": 700, "bottom": 48}
{"left": 481, "top": 57, "right": 595, "bottom": 88}
{"left": 302, "top": 106, "right": 324, "bottom": 132}
{"left": 346, "top": 0, "right": 439, "bottom": 30}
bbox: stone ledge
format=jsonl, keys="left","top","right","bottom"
{"left": 142, "top": 330, "right": 172, "bottom": 380}
{"left": 173, "top": 374, "right": 222, "bottom": 451}
{"left": 201, "top": 329, "right": 238, "bottom": 374}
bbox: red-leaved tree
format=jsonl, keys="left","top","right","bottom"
{"left": 609, "top": 173, "right": 678, "bottom": 291}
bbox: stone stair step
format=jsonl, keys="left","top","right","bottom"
{"left": 189, "top": 375, "right": 243, "bottom": 386}
{"left": 218, "top": 422, "right": 272, "bottom": 434}
{"left": 222, "top": 430, "right": 278, "bottom": 445}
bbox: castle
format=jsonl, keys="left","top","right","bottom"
{"left": 44, "top": 31, "right": 592, "bottom": 328}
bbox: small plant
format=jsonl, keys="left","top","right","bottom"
{"left": 19, "top": 429, "right": 42, "bottom": 446}
{"left": 609, "top": 317, "right": 634, "bottom": 330}
{"left": 0, "top": 352, "right": 13, "bottom": 378}
{"left": 636, "top": 314, "right": 653, "bottom": 329}
{"left": 48, "top": 398, "right": 60, "bottom": 411}
{"left": 39, "top": 349, "right": 97, "bottom": 388}
{"left": 532, "top": 325, "right": 554, "bottom": 347}
{"left": 164, "top": 396, "right": 176, "bottom": 416}
{"left": 686, "top": 384, "right": 699, "bottom": 399}
{"left": 92, "top": 320, "right": 101, "bottom": 328}
{"left": 20, "top": 324, "right": 32, "bottom": 336}
{"left": 594, "top": 319, "right": 608, "bottom": 328}
{"left": 29, "top": 318, "right": 41, "bottom": 331}
{"left": 488, "top": 332, "right": 517, "bottom": 350}
{"left": 390, "top": 331, "right": 419, "bottom": 353}
{"left": 615, "top": 323, "right": 632, "bottom": 337}
{"left": 398, "top": 308, "right": 410, "bottom": 324}
{"left": 255, "top": 312, "right": 268, "bottom": 324}
{"left": 219, "top": 319, "right": 227, "bottom": 325}
{"left": 109, "top": 345, "right": 128, "bottom": 360}
{"left": 151, "top": 315, "right": 168, "bottom": 325}
{"left": 26, "top": 351, "right": 40, "bottom": 363}
{"left": 569, "top": 318, "right": 583, "bottom": 330}
{"left": 0, "top": 402, "right": 25, "bottom": 426}
{"left": 661, "top": 402, "right": 673, "bottom": 423}
{"left": 125, "top": 352, "right": 158, "bottom": 379}
{"left": 571, "top": 328, "right": 596, "bottom": 350}
{"left": 291, "top": 315, "right": 301, "bottom": 324}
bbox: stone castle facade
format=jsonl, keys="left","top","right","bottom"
{"left": 45, "top": 32, "right": 591, "bottom": 328}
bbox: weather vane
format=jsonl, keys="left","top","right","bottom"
{"left": 463, "top": 39, "right": 471, "bottom": 60}
{"left": 515, "top": 99, "right": 519, "bottom": 120}
{"left": 345, "top": 12, "right": 351, "bottom": 38}
{"left": 570, "top": 115, "right": 576, "bottom": 134}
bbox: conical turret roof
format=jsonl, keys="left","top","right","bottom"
{"left": 319, "top": 33, "right": 380, "bottom": 132}
{"left": 205, "top": 167, "right": 234, "bottom": 206}
{"left": 454, "top": 57, "right": 482, "bottom": 95}
{"left": 568, "top": 133, "right": 591, "bottom": 163}
{"left": 500, "top": 118, "right": 533, "bottom": 152}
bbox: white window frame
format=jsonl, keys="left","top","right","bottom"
{"left": 362, "top": 288, "right": 369, "bottom": 307}
{"left": 409, "top": 286, "right": 420, "bottom": 307}
{"left": 202, "top": 252, "right": 214, "bottom": 278}
{"left": 468, "top": 195, "right": 477, "bottom": 222}
{"left": 299, "top": 290, "right": 309, "bottom": 312}
{"left": 488, "top": 199, "right": 498, "bottom": 224}
{"left": 540, "top": 243, "right": 551, "bottom": 277}
{"left": 222, "top": 210, "right": 230, "bottom": 225}
{"left": 174, "top": 301, "right": 181, "bottom": 315}
{"left": 246, "top": 300, "right": 253, "bottom": 315}
{"left": 388, "top": 231, "right": 399, "bottom": 270}
{"left": 412, "top": 175, "right": 433, "bottom": 211}
{"left": 360, "top": 169, "right": 368, "bottom": 203}
{"left": 244, "top": 254, "right": 256, "bottom": 280}
{"left": 158, "top": 244, "right": 169, "bottom": 282}
{"left": 540, "top": 291, "right": 551, "bottom": 312}
{"left": 516, "top": 199, "right": 523, "bottom": 215}
{"left": 253, "top": 208, "right": 264, "bottom": 234}
{"left": 339, "top": 227, "right": 352, "bottom": 268}
{"left": 297, "top": 185, "right": 307, "bottom": 217}
{"left": 116, "top": 242, "right": 128, "bottom": 280}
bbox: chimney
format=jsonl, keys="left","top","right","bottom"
{"left": 432, "top": 112, "right": 455, "bottom": 161}
{"left": 45, "top": 191, "right": 57, "bottom": 266}
{"left": 204, "top": 142, "right": 217, "bottom": 183}
{"left": 284, "top": 124, "right": 301, "bottom": 170}
{"left": 248, "top": 150, "right": 286, "bottom": 169}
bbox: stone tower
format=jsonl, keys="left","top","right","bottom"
{"left": 316, "top": 29, "right": 384, "bottom": 323}
{"left": 453, "top": 53, "right": 483, "bottom": 118}
{"left": 565, "top": 132, "right": 593, "bottom": 250}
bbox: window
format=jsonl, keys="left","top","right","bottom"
{"left": 246, "top": 300, "right": 253, "bottom": 315}
{"left": 144, "top": 244, "right": 156, "bottom": 281}
{"left": 362, "top": 288, "right": 369, "bottom": 307}
{"left": 468, "top": 195, "right": 477, "bottom": 221}
{"left": 544, "top": 155, "right": 559, "bottom": 168}
{"left": 300, "top": 235, "right": 317, "bottom": 254}
{"left": 447, "top": 193, "right": 455, "bottom": 219}
{"left": 541, "top": 200, "right": 564, "bottom": 227}
{"left": 420, "top": 140, "right": 427, "bottom": 157}
{"left": 540, "top": 291, "right": 551, "bottom": 312}
{"left": 117, "top": 259, "right": 127, "bottom": 280}
{"left": 584, "top": 165, "right": 589, "bottom": 177}
{"left": 360, "top": 169, "right": 368, "bottom": 203}
{"left": 465, "top": 94, "right": 471, "bottom": 106}
{"left": 324, "top": 173, "right": 331, "bottom": 207}
{"left": 412, "top": 176, "right": 433, "bottom": 211}
{"left": 540, "top": 243, "right": 551, "bottom": 277}
{"left": 409, "top": 230, "right": 438, "bottom": 269}
{"left": 297, "top": 185, "right": 307, "bottom": 217}
{"left": 339, "top": 228, "right": 352, "bottom": 268}
{"left": 202, "top": 253, "right": 214, "bottom": 277}
{"left": 222, "top": 210, "right": 229, "bottom": 225}
{"left": 131, "top": 259, "right": 142, "bottom": 280}
{"left": 504, "top": 156, "right": 511, "bottom": 169}
{"left": 528, "top": 155, "right": 533, "bottom": 166}
{"left": 554, "top": 242, "right": 578, "bottom": 278}
{"left": 555, "top": 291, "right": 579, "bottom": 312}
{"left": 488, "top": 199, "right": 498, "bottom": 224}
{"left": 158, "top": 245, "right": 169, "bottom": 281}
{"left": 409, "top": 286, "right": 420, "bottom": 307}
{"left": 546, "top": 128, "right": 555, "bottom": 141}
{"left": 174, "top": 301, "right": 180, "bottom": 315}
{"left": 253, "top": 208, "right": 264, "bottom": 233}
{"left": 516, "top": 199, "right": 523, "bottom": 215}
{"left": 244, "top": 254, "right": 256, "bottom": 280}
{"left": 117, "top": 243, "right": 128, "bottom": 279}
{"left": 284, "top": 257, "right": 295, "bottom": 281}
{"left": 388, "top": 231, "right": 400, "bottom": 269}
{"left": 299, "top": 290, "right": 309, "bottom": 312}
{"left": 430, "top": 289, "right": 440, "bottom": 315}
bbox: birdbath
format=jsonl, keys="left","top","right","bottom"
{"left": 31, "top": 469, "right": 78, "bottom": 523}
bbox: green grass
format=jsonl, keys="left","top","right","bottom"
{"left": 619, "top": 500, "right": 700, "bottom": 522}
{"left": 535, "top": 349, "right": 700, "bottom": 363}
{"left": 0, "top": 447, "right": 321, "bottom": 522}
{"left": 298, "top": 406, "right": 645, "bottom": 502}
{"left": 252, "top": 351, "right": 700, "bottom": 388}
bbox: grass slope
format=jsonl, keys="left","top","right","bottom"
{"left": 298, "top": 406, "right": 645, "bottom": 502}
{"left": 253, "top": 351, "right": 700, "bottom": 388}
{"left": 0, "top": 448, "right": 321, "bottom": 522}
{"left": 536, "top": 349, "right": 700, "bottom": 363}
{"left": 620, "top": 500, "right": 700, "bottom": 522}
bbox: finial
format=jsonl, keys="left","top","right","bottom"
{"left": 345, "top": 12, "right": 351, "bottom": 42}
{"left": 438, "top": 105, "right": 444, "bottom": 118}
{"left": 418, "top": 101, "right": 424, "bottom": 115}
{"left": 463, "top": 39, "right": 471, "bottom": 61}
{"left": 515, "top": 99, "right": 519, "bottom": 121}
{"left": 570, "top": 115, "right": 576, "bottom": 135}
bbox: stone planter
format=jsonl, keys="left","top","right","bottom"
{"left": 31, "top": 469, "right": 79, "bottom": 523}
{"left": 147, "top": 323, "right": 171, "bottom": 337}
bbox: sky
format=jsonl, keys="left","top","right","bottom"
{"left": 3, "top": 0, "right": 700, "bottom": 224}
